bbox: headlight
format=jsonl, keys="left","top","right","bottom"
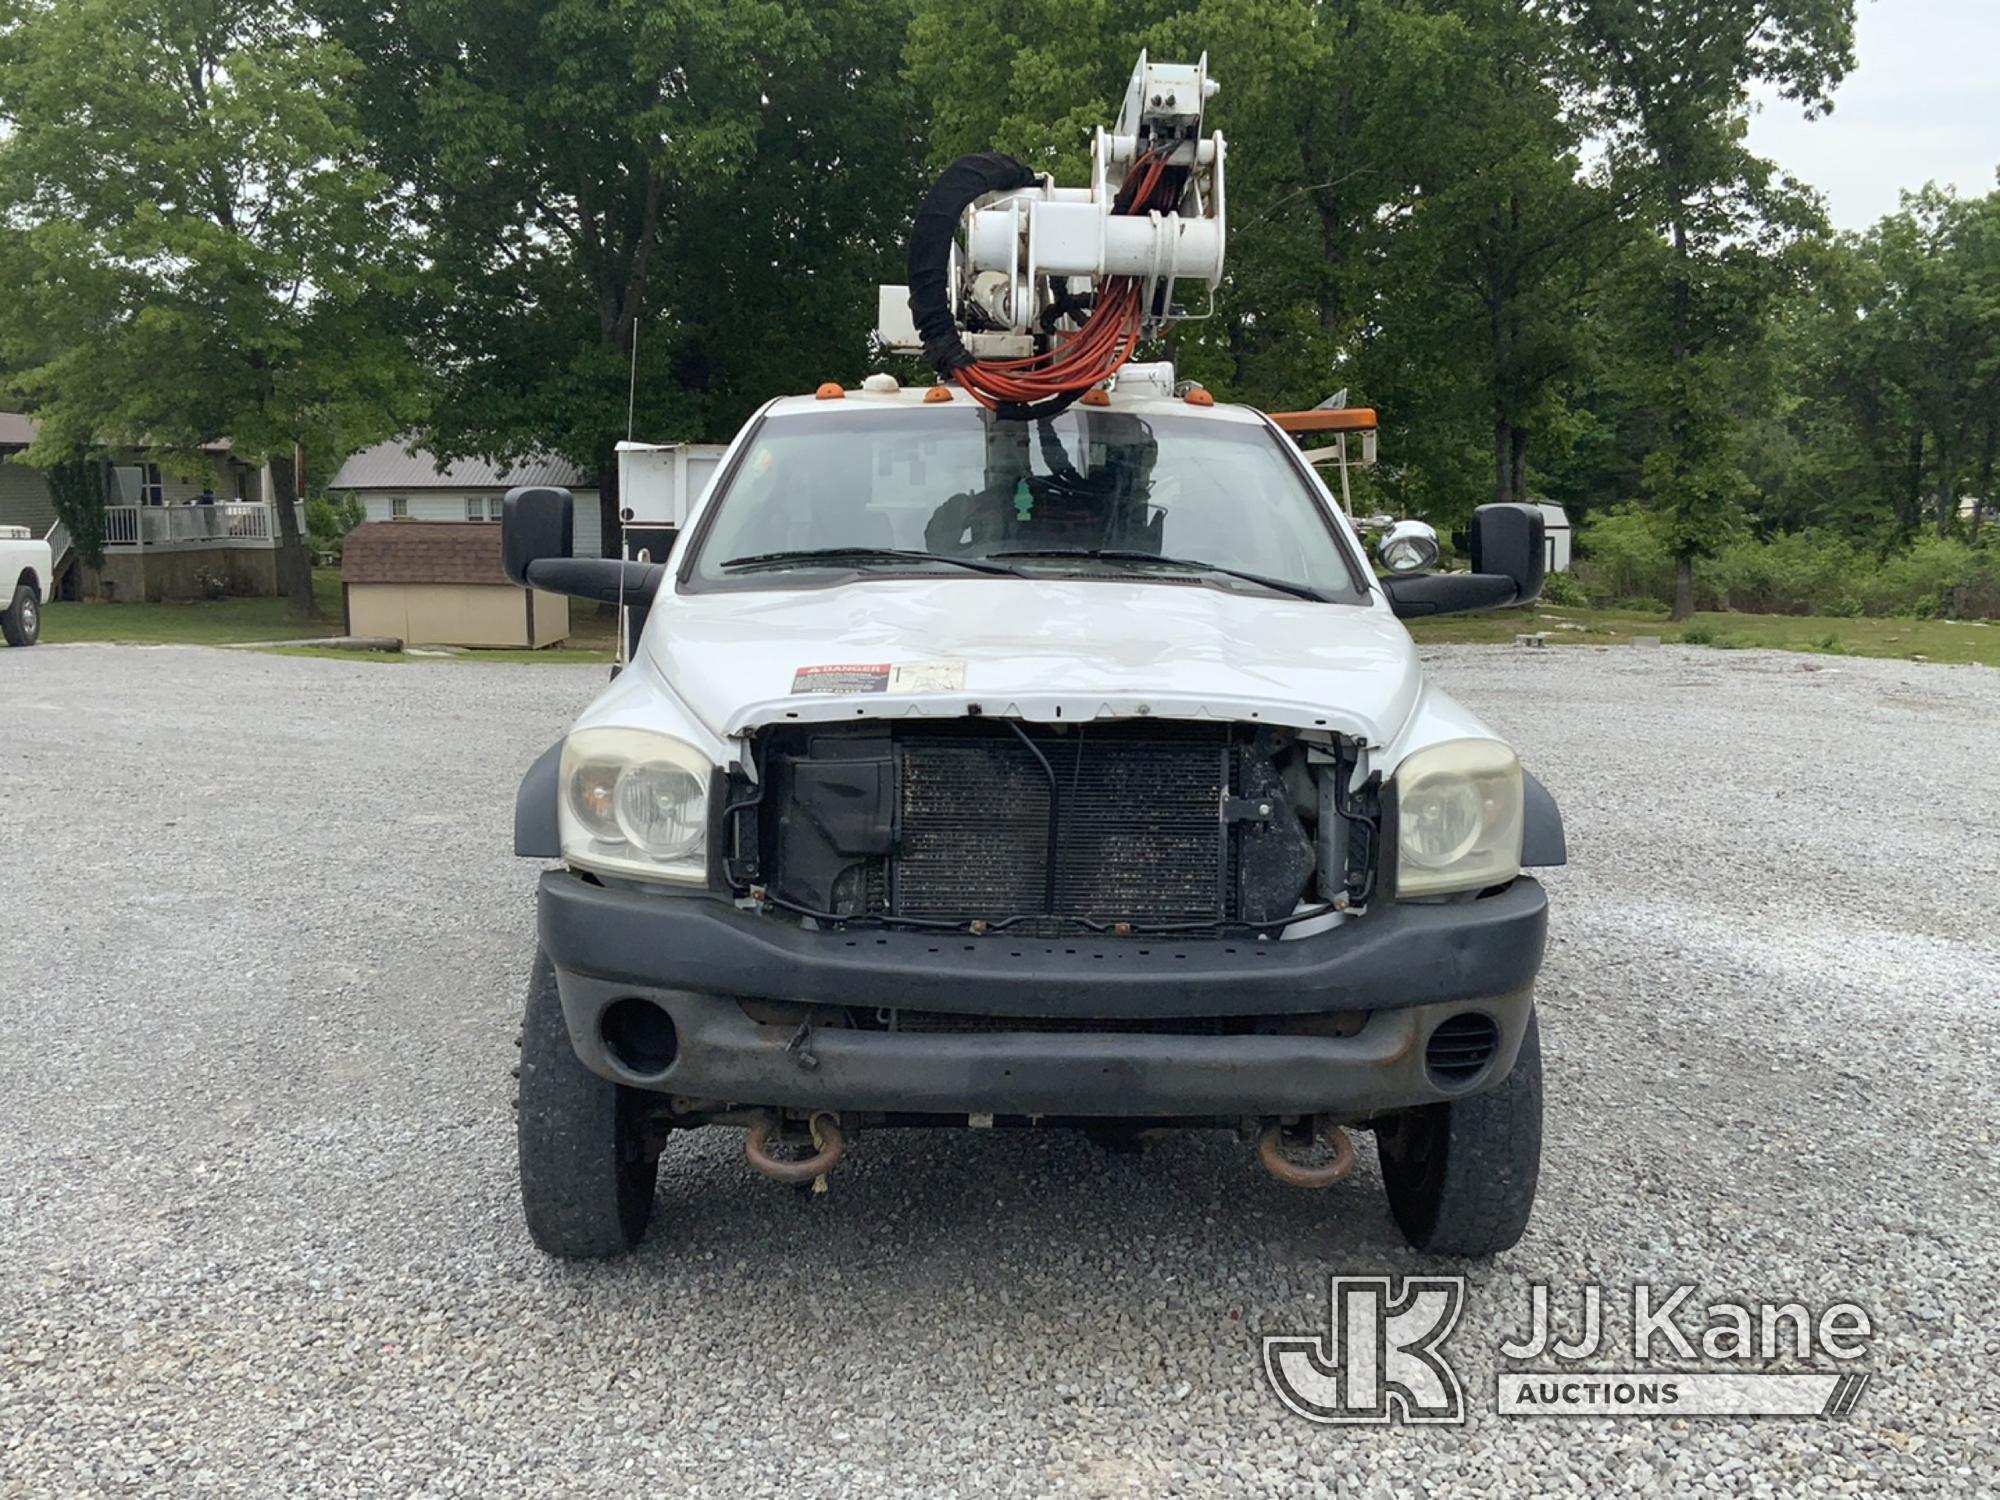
{"left": 559, "top": 728, "right": 710, "bottom": 884}
{"left": 1394, "top": 739, "right": 1522, "bottom": 897}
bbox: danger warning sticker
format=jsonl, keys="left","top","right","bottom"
{"left": 790, "top": 660, "right": 966, "bottom": 695}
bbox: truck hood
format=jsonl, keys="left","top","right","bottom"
{"left": 645, "top": 578, "right": 1421, "bottom": 743}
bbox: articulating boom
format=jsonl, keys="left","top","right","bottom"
{"left": 878, "top": 52, "right": 1227, "bottom": 418}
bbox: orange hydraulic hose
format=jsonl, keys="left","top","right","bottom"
{"left": 952, "top": 151, "right": 1176, "bottom": 411}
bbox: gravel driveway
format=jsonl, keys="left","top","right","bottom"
{"left": 2, "top": 642, "right": 1995, "bottom": 1497}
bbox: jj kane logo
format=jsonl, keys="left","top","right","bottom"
{"left": 1263, "top": 1278, "right": 1874, "bottom": 1425}
{"left": 1262, "top": 1276, "right": 1467, "bottom": 1424}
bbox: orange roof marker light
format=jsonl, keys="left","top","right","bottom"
{"left": 1183, "top": 387, "right": 1215, "bottom": 407}
{"left": 924, "top": 384, "right": 954, "bottom": 403}
{"left": 1081, "top": 387, "right": 1112, "bottom": 407}
{"left": 815, "top": 381, "right": 845, "bottom": 400}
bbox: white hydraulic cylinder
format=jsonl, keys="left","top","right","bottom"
{"left": 956, "top": 51, "right": 1225, "bottom": 337}
{"left": 872, "top": 51, "right": 1228, "bottom": 353}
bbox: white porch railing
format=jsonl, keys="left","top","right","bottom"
{"left": 100, "top": 502, "right": 303, "bottom": 550}
{"left": 44, "top": 519, "right": 72, "bottom": 572}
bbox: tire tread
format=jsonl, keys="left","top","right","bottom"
{"left": 517, "top": 951, "right": 657, "bottom": 1258}
{"left": 1381, "top": 1009, "right": 1543, "bottom": 1257}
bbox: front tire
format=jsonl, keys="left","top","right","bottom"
{"left": 2, "top": 584, "right": 39, "bottom": 647}
{"left": 1376, "top": 1008, "right": 1543, "bottom": 1256}
{"left": 517, "top": 950, "right": 658, "bottom": 1257}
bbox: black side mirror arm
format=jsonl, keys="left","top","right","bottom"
{"left": 523, "top": 557, "right": 666, "bottom": 607}
{"left": 1378, "top": 572, "right": 1524, "bottom": 619}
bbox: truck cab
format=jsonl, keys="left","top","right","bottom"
{"left": 504, "top": 377, "right": 1564, "bottom": 1260}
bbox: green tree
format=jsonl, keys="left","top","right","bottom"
{"left": 1563, "top": 0, "right": 1856, "bottom": 617}
{"left": 1855, "top": 188, "right": 2000, "bottom": 537}
{"left": 0, "top": 0, "right": 426, "bottom": 618}
{"left": 1351, "top": 0, "right": 1630, "bottom": 521}
{"left": 1751, "top": 187, "right": 2000, "bottom": 544}
{"left": 1152, "top": 0, "right": 1473, "bottom": 412}
{"left": 44, "top": 454, "right": 107, "bottom": 571}
{"left": 904, "top": 0, "right": 1631, "bottom": 530}
{"left": 325, "top": 0, "right": 923, "bottom": 555}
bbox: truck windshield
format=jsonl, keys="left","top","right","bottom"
{"left": 686, "top": 406, "right": 1366, "bottom": 602}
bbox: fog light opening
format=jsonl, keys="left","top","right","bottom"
{"left": 1425, "top": 1011, "right": 1499, "bottom": 1089}
{"left": 600, "top": 998, "right": 679, "bottom": 1075}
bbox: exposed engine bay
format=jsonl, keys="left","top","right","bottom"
{"left": 722, "top": 718, "right": 1380, "bottom": 936}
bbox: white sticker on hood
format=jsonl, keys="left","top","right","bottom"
{"left": 887, "top": 659, "right": 965, "bottom": 692}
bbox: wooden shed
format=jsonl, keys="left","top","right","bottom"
{"left": 341, "top": 521, "right": 568, "bottom": 648}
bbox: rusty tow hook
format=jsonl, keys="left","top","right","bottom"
{"left": 744, "top": 1111, "right": 847, "bottom": 1185}
{"left": 1255, "top": 1116, "right": 1357, "bottom": 1189}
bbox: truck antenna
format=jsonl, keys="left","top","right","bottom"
{"left": 625, "top": 302, "right": 640, "bottom": 442}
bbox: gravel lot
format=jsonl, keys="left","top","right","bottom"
{"left": 2, "top": 641, "right": 1995, "bottom": 1497}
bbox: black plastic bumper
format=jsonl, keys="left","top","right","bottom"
{"left": 537, "top": 873, "right": 1546, "bottom": 1020}
{"left": 535, "top": 873, "right": 1546, "bottom": 1119}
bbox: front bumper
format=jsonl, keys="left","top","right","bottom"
{"left": 537, "top": 872, "right": 1547, "bottom": 1119}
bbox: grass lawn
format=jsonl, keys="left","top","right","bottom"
{"left": 40, "top": 569, "right": 1995, "bottom": 668}
{"left": 1406, "top": 604, "right": 2000, "bottom": 667}
{"left": 43, "top": 569, "right": 349, "bottom": 646}
{"left": 263, "top": 640, "right": 617, "bottom": 666}
{"left": 43, "top": 568, "right": 621, "bottom": 661}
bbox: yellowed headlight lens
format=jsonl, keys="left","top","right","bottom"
{"left": 1394, "top": 739, "right": 1523, "bottom": 897}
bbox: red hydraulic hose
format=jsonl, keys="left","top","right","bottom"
{"left": 953, "top": 151, "right": 1178, "bottom": 413}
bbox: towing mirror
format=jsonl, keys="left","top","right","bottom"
{"left": 1379, "top": 503, "right": 1545, "bottom": 619}
{"left": 1469, "top": 502, "right": 1547, "bottom": 601}
{"left": 502, "top": 486, "right": 574, "bottom": 586}
{"left": 503, "top": 482, "right": 664, "bottom": 608}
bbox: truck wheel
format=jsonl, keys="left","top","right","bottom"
{"left": 1376, "top": 1009, "right": 1542, "bottom": 1256}
{"left": 517, "top": 950, "right": 658, "bottom": 1257}
{"left": 1, "top": 584, "right": 38, "bottom": 646}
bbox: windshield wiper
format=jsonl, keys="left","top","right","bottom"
{"left": 717, "top": 547, "right": 1022, "bottom": 577}
{"left": 985, "top": 548, "right": 1328, "bottom": 602}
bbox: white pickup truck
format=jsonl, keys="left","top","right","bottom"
{"left": 501, "top": 381, "right": 1565, "bottom": 1261}
{"left": 498, "top": 52, "right": 1565, "bottom": 1263}
{"left": 1, "top": 526, "right": 51, "bottom": 647}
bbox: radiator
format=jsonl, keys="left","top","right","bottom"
{"left": 891, "top": 725, "right": 1230, "bottom": 923}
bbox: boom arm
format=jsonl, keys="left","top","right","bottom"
{"left": 879, "top": 52, "right": 1227, "bottom": 418}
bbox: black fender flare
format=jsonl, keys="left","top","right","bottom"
{"left": 515, "top": 738, "right": 563, "bottom": 858}
{"left": 1522, "top": 769, "right": 1566, "bottom": 867}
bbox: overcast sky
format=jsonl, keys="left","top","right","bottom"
{"left": 1745, "top": 0, "right": 2000, "bottom": 231}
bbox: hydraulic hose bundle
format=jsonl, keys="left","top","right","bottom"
{"left": 905, "top": 150, "right": 1188, "bottom": 421}
{"left": 884, "top": 53, "right": 1225, "bottom": 419}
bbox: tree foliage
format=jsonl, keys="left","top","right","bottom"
{"left": 44, "top": 453, "right": 106, "bottom": 570}
{"left": 11, "top": 0, "right": 2000, "bottom": 612}
{"left": 1560, "top": 0, "right": 1856, "bottom": 614}
{"left": 0, "top": 0, "right": 427, "bottom": 615}
{"left": 323, "top": 0, "right": 924, "bottom": 550}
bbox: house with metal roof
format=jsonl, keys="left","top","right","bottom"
{"left": 330, "top": 440, "right": 605, "bottom": 557}
{"left": 0, "top": 412, "right": 288, "bottom": 601}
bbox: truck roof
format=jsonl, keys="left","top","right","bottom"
{"left": 761, "top": 386, "right": 1273, "bottom": 427}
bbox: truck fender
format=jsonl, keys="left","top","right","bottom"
{"left": 1521, "top": 769, "right": 1566, "bottom": 867}
{"left": 515, "top": 739, "right": 563, "bottom": 858}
